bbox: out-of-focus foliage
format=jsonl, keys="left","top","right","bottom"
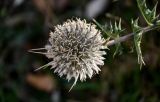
{"left": 1, "top": 0, "right": 160, "bottom": 102}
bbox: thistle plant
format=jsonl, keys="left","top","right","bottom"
{"left": 29, "top": 0, "right": 160, "bottom": 91}
{"left": 29, "top": 19, "right": 106, "bottom": 91}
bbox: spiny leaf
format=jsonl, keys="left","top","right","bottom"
{"left": 131, "top": 19, "right": 145, "bottom": 69}
{"left": 137, "top": 0, "right": 159, "bottom": 25}
{"left": 93, "top": 19, "right": 112, "bottom": 37}
{"left": 93, "top": 19, "right": 124, "bottom": 38}
{"left": 93, "top": 19, "right": 124, "bottom": 56}
{"left": 113, "top": 41, "right": 122, "bottom": 57}
{"left": 109, "top": 19, "right": 124, "bottom": 38}
{"left": 109, "top": 19, "right": 124, "bottom": 57}
{"left": 110, "top": 19, "right": 124, "bottom": 57}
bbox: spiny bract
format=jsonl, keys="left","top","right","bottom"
{"left": 31, "top": 18, "right": 106, "bottom": 91}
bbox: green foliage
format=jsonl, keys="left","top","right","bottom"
{"left": 93, "top": 19, "right": 124, "bottom": 39}
{"left": 110, "top": 19, "right": 124, "bottom": 57}
{"left": 94, "top": 0, "right": 160, "bottom": 68}
{"left": 93, "top": 19, "right": 124, "bottom": 56}
{"left": 131, "top": 19, "right": 145, "bottom": 69}
{"left": 93, "top": 19, "right": 111, "bottom": 37}
{"left": 132, "top": 0, "right": 160, "bottom": 68}
{"left": 137, "top": 0, "right": 159, "bottom": 25}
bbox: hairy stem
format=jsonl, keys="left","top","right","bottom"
{"left": 105, "top": 24, "right": 160, "bottom": 46}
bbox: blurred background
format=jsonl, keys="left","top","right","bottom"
{"left": 1, "top": 0, "right": 160, "bottom": 102}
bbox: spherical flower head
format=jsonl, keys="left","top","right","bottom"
{"left": 31, "top": 18, "right": 106, "bottom": 91}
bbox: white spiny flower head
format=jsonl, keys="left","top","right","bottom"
{"left": 32, "top": 18, "right": 106, "bottom": 91}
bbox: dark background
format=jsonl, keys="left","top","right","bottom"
{"left": 1, "top": 0, "right": 160, "bottom": 102}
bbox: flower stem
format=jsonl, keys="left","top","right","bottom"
{"left": 105, "top": 24, "right": 160, "bottom": 46}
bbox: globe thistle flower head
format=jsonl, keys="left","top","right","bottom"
{"left": 30, "top": 18, "right": 106, "bottom": 91}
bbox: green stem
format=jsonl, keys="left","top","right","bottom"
{"left": 106, "top": 24, "right": 160, "bottom": 46}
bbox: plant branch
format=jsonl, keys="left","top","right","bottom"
{"left": 105, "top": 24, "right": 160, "bottom": 46}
